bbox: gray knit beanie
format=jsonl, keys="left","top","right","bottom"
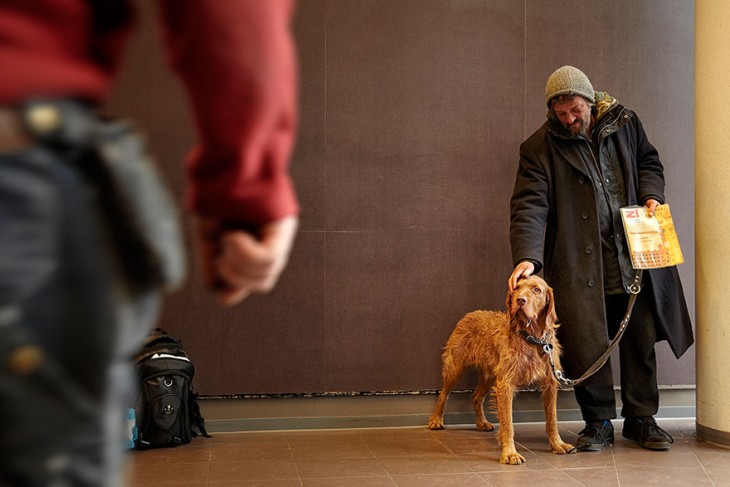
{"left": 545, "top": 65, "right": 595, "bottom": 106}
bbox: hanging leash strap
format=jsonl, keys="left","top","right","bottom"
{"left": 521, "top": 270, "right": 643, "bottom": 388}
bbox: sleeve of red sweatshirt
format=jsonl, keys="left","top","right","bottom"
{"left": 155, "top": 0, "right": 299, "bottom": 226}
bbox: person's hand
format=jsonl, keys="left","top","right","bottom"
{"left": 508, "top": 261, "right": 535, "bottom": 292}
{"left": 194, "top": 215, "right": 298, "bottom": 307}
{"left": 644, "top": 198, "right": 660, "bottom": 217}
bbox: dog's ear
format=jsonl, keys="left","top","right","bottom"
{"left": 505, "top": 288, "right": 513, "bottom": 313}
{"left": 544, "top": 285, "right": 558, "bottom": 329}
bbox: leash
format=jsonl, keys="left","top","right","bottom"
{"left": 521, "top": 270, "right": 643, "bottom": 388}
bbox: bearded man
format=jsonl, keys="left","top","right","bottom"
{"left": 508, "top": 65, "right": 693, "bottom": 452}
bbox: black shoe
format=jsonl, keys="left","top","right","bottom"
{"left": 576, "top": 420, "right": 614, "bottom": 451}
{"left": 622, "top": 416, "right": 674, "bottom": 450}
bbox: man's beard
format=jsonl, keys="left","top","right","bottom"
{"left": 566, "top": 115, "right": 590, "bottom": 135}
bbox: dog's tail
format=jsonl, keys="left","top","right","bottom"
{"left": 441, "top": 347, "right": 456, "bottom": 377}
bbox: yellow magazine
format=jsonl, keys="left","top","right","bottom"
{"left": 619, "top": 204, "right": 684, "bottom": 269}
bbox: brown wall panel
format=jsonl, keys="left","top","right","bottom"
{"left": 524, "top": 0, "right": 696, "bottom": 386}
{"left": 109, "top": 0, "right": 695, "bottom": 395}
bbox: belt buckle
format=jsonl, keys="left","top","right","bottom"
{"left": 24, "top": 103, "right": 62, "bottom": 136}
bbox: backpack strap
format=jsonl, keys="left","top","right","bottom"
{"left": 188, "top": 390, "right": 212, "bottom": 438}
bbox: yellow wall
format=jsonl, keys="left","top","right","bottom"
{"left": 696, "top": 0, "right": 730, "bottom": 445}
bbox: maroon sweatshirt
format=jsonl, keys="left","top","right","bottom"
{"left": 0, "top": 0, "right": 299, "bottom": 226}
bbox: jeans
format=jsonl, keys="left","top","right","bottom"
{"left": 0, "top": 145, "right": 160, "bottom": 486}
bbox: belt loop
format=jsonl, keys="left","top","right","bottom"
{"left": 0, "top": 106, "right": 31, "bottom": 151}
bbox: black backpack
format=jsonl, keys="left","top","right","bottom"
{"left": 133, "top": 329, "right": 210, "bottom": 449}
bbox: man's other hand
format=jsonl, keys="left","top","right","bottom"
{"left": 195, "top": 215, "right": 298, "bottom": 306}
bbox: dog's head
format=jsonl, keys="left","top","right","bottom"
{"left": 506, "top": 275, "right": 558, "bottom": 334}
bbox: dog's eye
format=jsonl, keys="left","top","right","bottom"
{"left": 532, "top": 287, "right": 541, "bottom": 294}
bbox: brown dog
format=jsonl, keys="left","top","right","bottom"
{"left": 427, "top": 275, "right": 574, "bottom": 464}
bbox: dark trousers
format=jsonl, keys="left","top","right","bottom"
{"left": 0, "top": 146, "right": 159, "bottom": 486}
{"left": 574, "top": 290, "right": 659, "bottom": 421}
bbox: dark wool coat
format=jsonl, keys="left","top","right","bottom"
{"left": 510, "top": 96, "right": 693, "bottom": 385}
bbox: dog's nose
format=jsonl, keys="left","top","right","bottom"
{"left": 516, "top": 297, "right": 526, "bottom": 306}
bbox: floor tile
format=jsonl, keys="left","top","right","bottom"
{"left": 391, "top": 473, "right": 491, "bottom": 486}
{"left": 131, "top": 484, "right": 208, "bottom": 487}
{"left": 209, "top": 481, "right": 302, "bottom": 487}
{"left": 361, "top": 427, "right": 438, "bottom": 441}
{"left": 208, "top": 460, "right": 300, "bottom": 483}
{"left": 461, "top": 451, "right": 559, "bottom": 472}
{"left": 379, "top": 454, "right": 474, "bottom": 475}
{"left": 612, "top": 439, "right": 703, "bottom": 469}
{"left": 287, "top": 429, "right": 365, "bottom": 444}
{"left": 364, "top": 439, "right": 456, "bottom": 457}
{"left": 125, "top": 419, "right": 730, "bottom": 486}
{"left": 129, "top": 461, "right": 210, "bottom": 485}
{"left": 210, "top": 441, "right": 294, "bottom": 462}
{"left": 532, "top": 448, "right": 615, "bottom": 469}
{"left": 132, "top": 444, "right": 212, "bottom": 464}
{"left": 426, "top": 426, "right": 496, "bottom": 439}
{"left": 435, "top": 437, "right": 500, "bottom": 455}
{"left": 290, "top": 439, "right": 374, "bottom": 460}
{"left": 303, "top": 477, "right": 397, "bottom": 486}
{"left": 689, "top": 437, "right": 730, "bottom": 463}
{"left": 703, "top": 463, "right": 730, "bottom": 487}
{"left": 212, "top": 432, "right": 290, "bottom": 444}
{"left": 616, "top": 465, "right": 715, "bottom": 486}
{"left": 296, "top": 457, "right": 389, "bottom": 479}
{"left": 561, "top": 467, "right": 619, "bottom": 487}
{"left": 479, "top": 469, "right": 586, "bottom": 486}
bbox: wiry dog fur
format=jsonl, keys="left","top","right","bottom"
{"left": 427, "top": 275, "right": 574, "bottom": 464}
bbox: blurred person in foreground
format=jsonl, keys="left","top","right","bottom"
{"left": 0, "top": 1, "right": 299, "bottom": 485}
{"left": 508, "top": 66, "right": 692, "bottom": 453}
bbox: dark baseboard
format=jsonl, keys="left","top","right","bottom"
{"left": 696, "top": 421, "right": 730, "bottom": 448}
{"left": 200, "top": 387, "right": 696, "bottom": 433}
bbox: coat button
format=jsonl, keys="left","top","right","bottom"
{"left": 578, "top": 176, "right": 585, "bottom": 184}
{"left": 581, "top": 212, "right": 589, "bottom": 219}
{"left": 588, "top": 279, "right": 595, "bottom": 287}
{"left": 585, "top": 247, "right": 592, "bottom": 254}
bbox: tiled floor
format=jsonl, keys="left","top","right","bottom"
{"left": 127, "top": 418, "right": 730, "bottom": 486}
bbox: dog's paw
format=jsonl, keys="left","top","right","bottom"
{"left": 426, "top": 417, "right": 445, "bottom": 430}
{"left": 499, "top": 451, "right": 526, "bottom": 465}
{"left": 551, "top": 442, "right": 576, "bottom": 454}
{"left": 475, "top": 419, "right": 494, "bottom": 432}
